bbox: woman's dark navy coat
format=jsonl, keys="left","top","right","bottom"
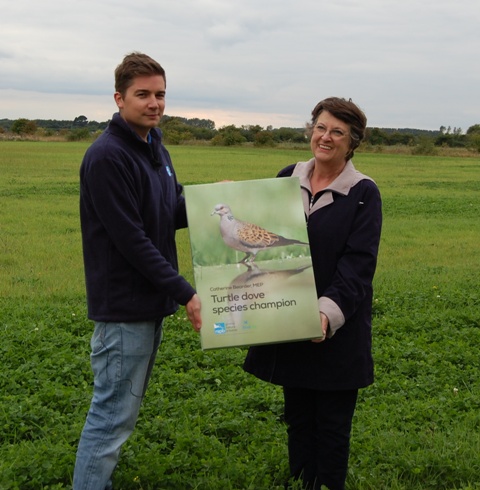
{"left": 244, "top": 159, "right": 382, "bottom": 391}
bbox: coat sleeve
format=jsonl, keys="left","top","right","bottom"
{"left": 174, "top": 183, "right": 188, "bottom": 230}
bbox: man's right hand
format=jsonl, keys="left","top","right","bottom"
{"left": 185, "top": 294, "right": 202, "bottom": 332}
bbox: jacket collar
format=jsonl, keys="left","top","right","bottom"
{"left": 292, "top": 158, "right": 373, "bottom": 215}
{"left": 109, "top": 112, "right": 163, "bottom": 145}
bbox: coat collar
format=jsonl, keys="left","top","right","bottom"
{"left": 110, "top": 112, "right": 164, "bottom": 145}
{"left": 292, "top": 158, "right": 373, "bottom": 215}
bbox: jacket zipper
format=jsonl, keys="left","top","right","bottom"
{"left": 307, "top": 192, "right": 314, "bottom": 227}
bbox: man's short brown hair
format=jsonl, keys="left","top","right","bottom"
{"left": 114, "top": 52, "right": 166, "bottom": 96}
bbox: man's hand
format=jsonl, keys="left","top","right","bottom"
{"left": 186, "top": 294, "right": 202, "bottom": 332}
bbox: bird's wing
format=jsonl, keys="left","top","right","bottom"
{"left": 236, "top": 221, "right": 280, "bottom": 248}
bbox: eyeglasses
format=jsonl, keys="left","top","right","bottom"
{"left": 313, "top": 124, "right": 348, "bottom": 139}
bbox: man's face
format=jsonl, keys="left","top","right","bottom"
{"left": 114, "top": 75, "right": 166, "bottom": 140}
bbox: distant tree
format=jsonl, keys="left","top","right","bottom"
{"left": 160, "top": 116, "right": 214, "bottom": 143}
{"left": 0, "top": 118, "right": 13, "bottom": 131}
{"left": 466, "top": 124, "right": 480, "bottom": 135}
{"left": 466, "top": 124, "right": 480, "bottom": 152}
{"left": 387, "top": 131, "right": 416, "bottom": 146}
{"left": 67, "top": 128, "right": 91, "bottom": 141}
{"left": 161, "top": 115, "right": 215, "bottom": 131}
{"left": 273, "top": 127, "right": 306, "bottom": 143}
{"left": 365, "top": 127, "right": 389, "bottom": 145}
{"left": 245, "top": 124, "right": 263, "bottom": 134}
{"left": 190, "top": 126, "right": 216, "bottom": 140}
{"left": 254, "top": 130, "right": 275, "bottom": 147}
{"left": 87, "top": 120, "right": 108, "bottom": 131}
{"left": 239, "top": 124, "right": 263, "bottom": 142}
{"left": 73, "top": 115, "right": 88, "bottom": 127}
{"left": 211, "top": 125, "right": 246, "bottom": 146}
{"left": 435, "top": 132, "right": 467, "bottom": 148}
{"left": 11, "top": 118, "right": 37, "bottom": 135}
{"left": 186, "top": 117, "right": 215, "bottom": 130}
{"left": 412, "top": 136, "right": 437, "bottom": 156}
{"left": 468, "top": 134, "right": 480, "bottom": 152}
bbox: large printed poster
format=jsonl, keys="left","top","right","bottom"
{"left": 184, "top": 177, "right": 323, "bottom": 350}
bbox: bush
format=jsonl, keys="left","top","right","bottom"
{"left": 11, "top": 118, "right": 37, "bottom": 135}
{"left": 412, "top": 137, "right": 438, "bottom": 155}
{"left": 67, "top": 128, "right": 91, "bottom": 141}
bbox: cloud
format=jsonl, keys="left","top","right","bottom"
{"left": 0, "top": 0, "right": 479, "bottom": 130}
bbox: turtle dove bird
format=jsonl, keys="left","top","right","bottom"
{"left": 211, "top": 203, "right": 309, "bottom": 263}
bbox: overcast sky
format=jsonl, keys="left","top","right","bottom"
{"left": 1, "top": 0, "right": 479, "bottom": 130}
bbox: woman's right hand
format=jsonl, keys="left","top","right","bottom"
{"left": 312, "top": 312, "right": 329, "bottom": 343}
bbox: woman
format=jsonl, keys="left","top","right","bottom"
{"left": 244, "top": 97, "right": 382, "bottom": 490}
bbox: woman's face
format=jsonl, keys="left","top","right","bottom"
{"left": 310, "top": 110, "right": 352, "bottom": 167}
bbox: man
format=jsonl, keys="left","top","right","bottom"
{"left": 73, "top": 52, "right": 202, "bottom": 490}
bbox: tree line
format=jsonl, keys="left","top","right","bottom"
{"left": 1, "top": 115, "right": 479, "bottom": 152}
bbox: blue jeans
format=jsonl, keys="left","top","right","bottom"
{"left": 73, "top": 320, "right": 163, "bottom": 490}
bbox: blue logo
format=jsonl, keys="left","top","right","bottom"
{"left": 165, "top": 165, "right": 173, "bottom": 177}
{"left": 214, "top": 322, "right": 227, "bottom": 335}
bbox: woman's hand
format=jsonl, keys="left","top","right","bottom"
{"left": 311, "top": 312, "right": 329, "bottom": 343}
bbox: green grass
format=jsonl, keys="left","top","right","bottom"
{"left": 1, "top": 141, "right": 480, "bottom": 489}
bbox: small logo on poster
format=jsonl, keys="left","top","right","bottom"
{"left": 242, "top": 320, "right": 254, "bottom": 330}
{"left": 214, "top": 322, "right": 227, "bottom": 334}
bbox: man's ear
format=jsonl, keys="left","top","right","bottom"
{"left": 114, "top": 92, "right": 123, "bottom": 109}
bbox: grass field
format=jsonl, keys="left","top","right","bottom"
{"left": 1, "top": 141, "right": 479, "bottom": 489}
